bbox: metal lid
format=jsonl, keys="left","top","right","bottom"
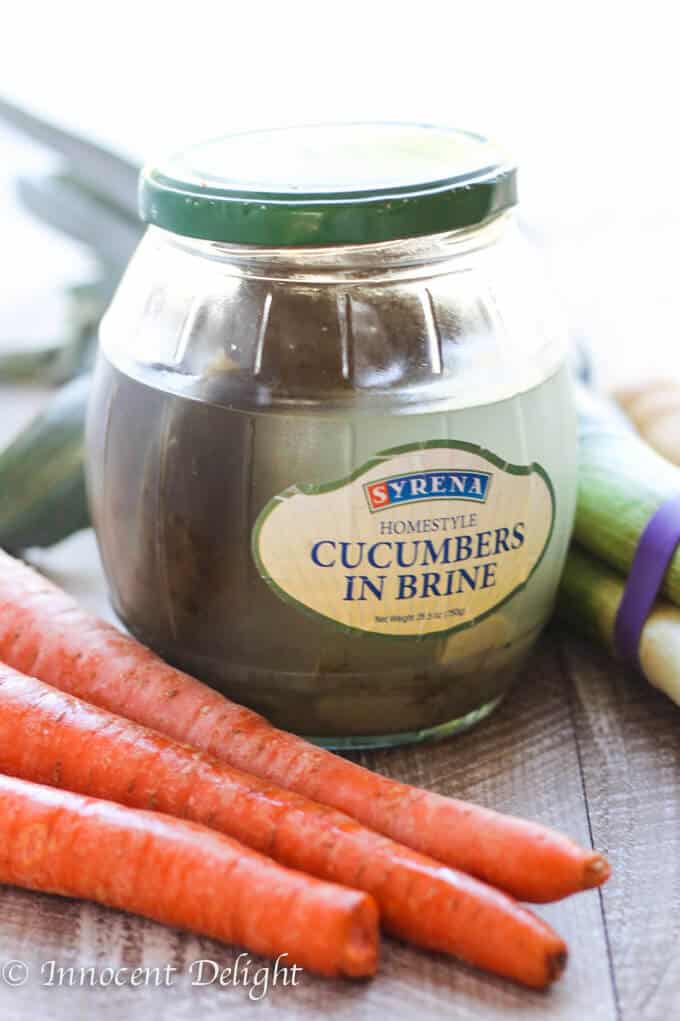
{"left": 139, "top": 122, "right": 517, "bottom": 246}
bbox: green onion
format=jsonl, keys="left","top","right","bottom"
{"left": 16, "top": 173, "right": 141, "bottom": 271}
{"left": 0, "top": 96, "right": 139, "bottom": 217}
{"left": 574, "top": 386, "right": 680, "bottom": 608}
{"left": 558, "top": 545, "right": 680, "bottom": 706}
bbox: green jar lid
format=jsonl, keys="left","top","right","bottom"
{"left": 139, "top": 122, "right": 517, "bottom": 247}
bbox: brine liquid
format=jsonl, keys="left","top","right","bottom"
{"left": 87, "top": 358, "right": 576, "bottom": 746}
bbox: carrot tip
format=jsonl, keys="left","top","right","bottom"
{"left": 341, "top": 899, "right": 380, "bottom": 978}
{"left": 547, "top": 947, "right": 568, "bottom": 985}
{"left": 583, "top": 853, "right": 611, "bottom": 888}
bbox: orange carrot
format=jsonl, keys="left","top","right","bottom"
{"left": 0, "top": 773, "right": 378, "bottom": 978}
{"left": 0, "top": 663, "right": 567, "bottom": 989}
{"left": 0, "top": 550, "right": 609, "bottom": 903}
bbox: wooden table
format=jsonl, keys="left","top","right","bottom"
{"left": 2, "top": 124, "right": 680, "bottom": 1021}
{"left": 0, "top": 523, "right": 675, "bottom": 1021}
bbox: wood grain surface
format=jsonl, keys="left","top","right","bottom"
{"left": 0, "top": 606, "right": 618, "bottom": 1021}
{"left": 1, "top": 528, "right": 669, "bottom": 1021}
{"left": 563, "top": 636, "right": 680, "bottom": 1021}
{"left": 2, "top": 593, "right": 676, "bottom": 1021}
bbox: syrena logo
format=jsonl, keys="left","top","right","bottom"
{"left": 364, "top": 469, "right": 491, "bottom": 512}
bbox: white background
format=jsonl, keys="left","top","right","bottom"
{"left": 2, "top": 0, "right": 680, "bottom": 403}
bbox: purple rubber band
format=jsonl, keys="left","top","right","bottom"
{"left": 614, "top": 494, "right": 680, "bottom": 669}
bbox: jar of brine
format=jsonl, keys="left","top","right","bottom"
{"left": 86, "top": 123, "right": 577, "bottom": 749}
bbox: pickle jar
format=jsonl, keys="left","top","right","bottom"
{"left": 86, "top": 123, "right": 577, "bottom": 749}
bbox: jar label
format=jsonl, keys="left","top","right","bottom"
{"left": 252, "top": 442, "right": 555, "bottom": 638}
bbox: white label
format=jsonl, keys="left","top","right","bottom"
{"left": 252, "top": 442, "right": 555, "bottom": 638}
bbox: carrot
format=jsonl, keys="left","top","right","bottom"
{"left": 0, "top": 773, "right": 378, "bottom": 978}
{"left": 0, "top": 663, "right": 567, "bottom": 989}
{"left": 0, "top": 550, "right": 609, "bottom": 903}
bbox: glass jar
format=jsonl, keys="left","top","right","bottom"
{"left": 86, "top": 123, "right": 577, "bottom": 749}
